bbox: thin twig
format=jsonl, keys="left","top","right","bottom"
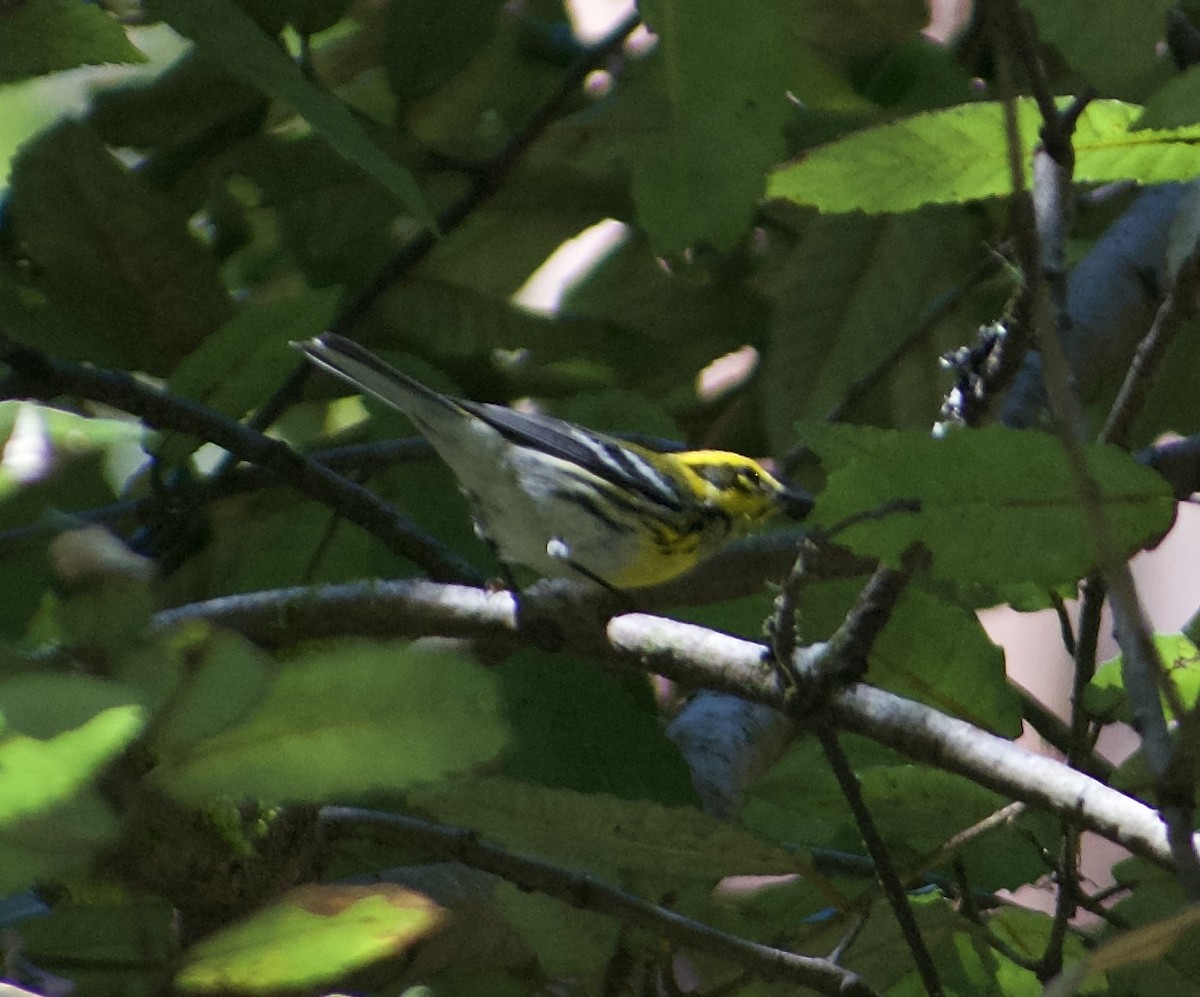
{"left": 1069, "top": 576, "right": 1106, "bottom": 771}
{"left": 818, "top": 727, "right": 943, "bottom": 995}
{"left": 1102, "top": 246, "right": 1200, "bottom": 448}
{"left": 769, "top": 534, "right": 821, "bottom": 684}
{"left": 1077, "top": 883, "right": 1131, "bottom": 928}
{"left": 1040, "top": 824, "right": 1081, "bottom": 978}
{"left": 915, "top": 803, "right": 1027, "bottom": 878}
{"left": 827, "top": 913, "right": 869, "bottom": 964}
{"left": 1049, "top": 591, "right": 1076, "bottom": 657}
{"left": 819, "top": 544, "right": 931, "bottom": 683}
{"left": 318, "top": 806, "right": 881, "bottom": 997}
{"left": 953, "top": 861, "right": 1042, "bottom": 971}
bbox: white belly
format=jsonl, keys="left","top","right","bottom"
{"left": 463, "top": 447, "right": 646, "bottom": 583}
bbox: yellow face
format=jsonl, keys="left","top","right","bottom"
{"left": 672, "top": 450, "right": 805, "bottom": 526}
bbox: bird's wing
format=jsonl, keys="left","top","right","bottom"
{"left": 461, "top": 401, "right": 685, "bottom": 511}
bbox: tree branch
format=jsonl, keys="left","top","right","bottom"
{"left": 155, "top": 582, "right": 1196, "bottom": 870}
{"left": 0, "top": 335, "right": 480, "bottom": 585}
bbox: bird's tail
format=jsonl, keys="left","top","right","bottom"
{"left": 294, "top": 333, "right": 463, "bottom": 423}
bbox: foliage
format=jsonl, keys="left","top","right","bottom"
{"left": 1, "top": 0, "right": 1199, "bottom": 995}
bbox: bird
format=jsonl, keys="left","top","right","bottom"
{"left": 296, "top": 333, "right": 811, "bottom": 590}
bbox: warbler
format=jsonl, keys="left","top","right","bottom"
{"left": 297, "top": 334, "right": 812, "bottom": 589}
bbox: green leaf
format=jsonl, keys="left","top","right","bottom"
{"left": 496, "top": 650, "right": 696, "bottom": 805}
{"left": 857, "top": 768, "right": 1053, "bottom": 892}
{"left": 148, "top": 628, "right": 273, "bottom": 756}
{"left": 559, "top": 232, "right": 771, "bottom": 401}
{"left": 630, "top": 0, "right": 791, "bottom": 252}
{"left": 845, "top": 893, "right": 1045, "bottom": 994}
{"left": 384, "top": 0, "right": 504, "bottom": 99}
{"left": 1137, "top": 63, "right": 1200, "bottom": 131}
{"left": 231, "top": 133, "right": 403, "bottom": 290}
{"left": 1073, "top": 100, "right": 1200, "bottom": 185}
{"left": 0, "top": 404, "right": 147, "bottom": 637}
{"left": 4, "top": 121, "right": 235, "bottom": 371}
{"left": 1022, "top": 0, "right": 1173, "bottom": 101}
{"left": 89, "top": 50, "right": 265, "bottom": 152}
{"left": 855, "top": 36, "right": 976, "bottom": 113}
{"left": 868, "top": 586, "right": 1021, "bottom": 736}
{"left": 151, "top": 0, "right": 435, "bottom": 230}
{"left": 779, "top": 0, "right": 928, "bottom": 110}
{"left": 1105, "top": 858, "right": 1200, "bottom": 992}
{"left": 859, "top": 766, "right": 1001, "bottom": 863}
{"left": 0, "top": 677, "right": 143, "bottom": 822}
{"left": 360, "top": 278, "right": 616, "bottom": 386}
{"left": 685, "top": 873, "right": 841, "bottom": 950}
{"left": 769, "top": 99, "right": 1200, "bottom": 215}
{"left": 50, "top": 535, "right": 157, "bottom": 655}
{"left": 411, "top": 775, "right": 808, "bottom": 883}
{"left": 0, "top": 267, "right": 131, "bottom": 369}
{"left": 742, "top": 737, "right": 896, "bottom": 851}
{"left": 0, "top": 677, "right": 139, "bottom": 892}
{"left": 176, "top": 883, "right": 445, "bottom": 991}
{"left": 152, "top": 642, "right": 508, "bottom": 803}
{"left": 792, "top": 0, "right": 928, "bottom": 66}
{"left": 1046, "top": 907, "right": 1200, "bottom": 997}
{"left": 794, "top": 577, "right": 1019, "bottom": 734}
{"left": 19, "top": 899, "right": 175, "bottom": 996}
{"left": 0, "top": 672, "right": 143, "bottom": 738}
{"left": 291, "top": 0, "right": 353, "bottom": 35}
{"left": 771, "top": 100, "right": 1028, "bottom": 214}
{"left": 0, "top": 0, "right": 146, "bottom": 84}
{"left": 993, "top": 907, "right": 1099, "bottom": 994}
{"left": 806, "top": 425, "right": 1175, "bottom": 602}
{"left": 398, "top": 8, "right": 567, "bottom": 163}
{"left": 763, "top": 207, "right": 982, "bottom": 447}
{"left": 493, "top": 883, "right": 617, "bottom": 982}
{"left": 0, "top": 791, "right": 122, "bottom": 893}
{"left": 200, "top": 495, "right": 398, "bottom": 595}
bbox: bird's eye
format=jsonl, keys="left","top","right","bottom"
{"left": 740, "top": 466, "right": 760, "bottom": 485}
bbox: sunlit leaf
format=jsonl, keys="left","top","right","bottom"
{"left": 176, "top": 884, "right": 445, "bottom": 991}
{"left": 770, "top": 99, "right": 1200, "bottom": 214}
{"left": 0, "top": 676, "right": 143, "bottom": 822}
{"left": 1087, "top": 633, "right": 1200, "bottom": 722}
